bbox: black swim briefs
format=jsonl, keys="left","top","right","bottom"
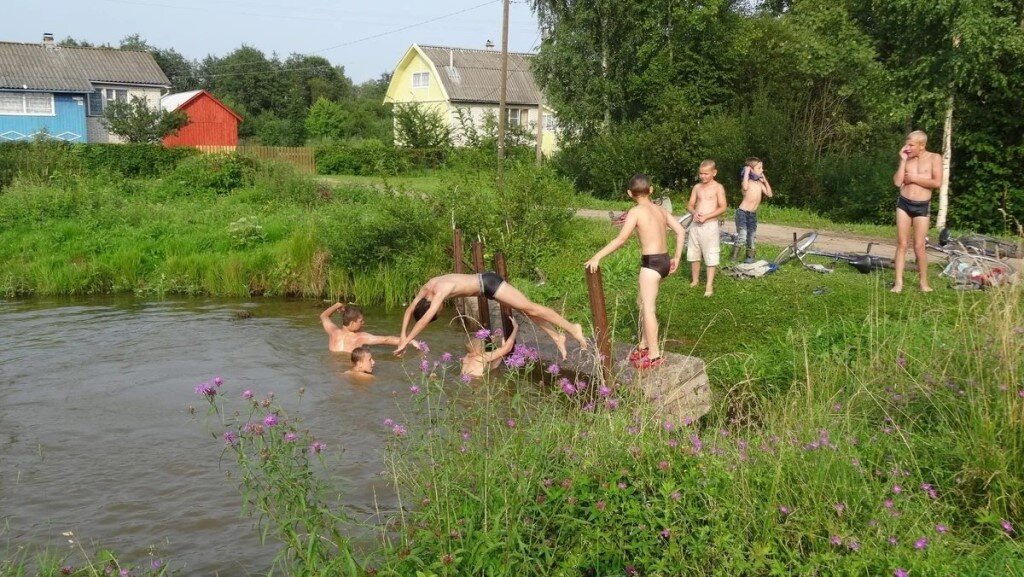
{"left": 897, "top": 195, "right": 931, "bottom": 219}
{"left": 478, "top": 271, "right": 505, "bottom": 299}
{"left": 641, "top": 253, "right": 671, "bottom": 279}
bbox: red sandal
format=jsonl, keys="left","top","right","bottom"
{"left": 628, "top": 347, "right": 649, "bottom": 362}
{"left": 635, "top": 356, "right": 665, "bottom": 370}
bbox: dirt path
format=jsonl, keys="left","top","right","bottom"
{"left": 576, "top": 208, "right": 904, "bottom": 261}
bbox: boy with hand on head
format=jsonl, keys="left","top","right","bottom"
{"left": 585, "top": 173, "right": 687, "bottom": 370}
{"left": 320, "top": 303, "right": 416, "bottom": 353}
{"left": 686, "top": 160, "right": 728, "bottom": 297}
{"left": 735, "top": 157, "right": 773, "bottom": 263}
{"left": 461, "top": 318, "right": 519, "bottom": 379}
{"left": 892, "top": 130, "right": 941, "bottom": 293}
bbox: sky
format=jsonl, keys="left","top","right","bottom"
{"left": 4, "top": 0, "right": 542, "bottom": 83}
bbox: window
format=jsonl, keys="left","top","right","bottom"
{"left": 88, "top": 88, "right": 129, "bottom": 116}
{"left": 506, "top": 108, "right": 529, "bottom": 127}
{"left": 0, "top": 92, "right": 54, "bottom": 115}
{"left": 543, "top": 113, "right": 557, "bottom": 131}
{"left": 412, "top": 72, "right": 430, "bottom": 88}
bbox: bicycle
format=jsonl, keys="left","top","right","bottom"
{"left": 926, "top": 233, "right": 1017, "bottom": 289}
{"left": 933, "top": 228, "right": 1020, "bottom": 259}
{"left": 773, "top": 231, "right": 896, "bottom": 274}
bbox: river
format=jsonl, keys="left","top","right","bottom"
{"left": 0, "top": 297, "right": 467, "bottom": 575}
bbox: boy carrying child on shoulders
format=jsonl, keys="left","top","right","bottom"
{"left": 585, "top": 173, "right": 687, "bottom": 370}
{"left": 686, "top": 160, "right": 728, "bottom": 297}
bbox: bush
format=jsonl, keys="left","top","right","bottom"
{"left": 315, "top": 140, "right": 412, "bottom": 176}
{"left": 157, "top": 153, "right": 259, "bottom": 197}
{"left": 0, "top": 142, "right": 197, "bottom": 191}
{"left": 75, "top": 143, "right": 197, "bottom": 178}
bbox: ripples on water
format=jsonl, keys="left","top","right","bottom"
{"left": 0, "top": 298, "right": 467, "bottom": 575}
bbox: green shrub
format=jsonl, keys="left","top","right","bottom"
{"left": 157, "top": 153, "right": 259, "bottom": 197}
{"left": 315, "top": 140, "right": 412, "bottom": 176}
{"left": 74, "top": 143, "right": 197, "bottom": 178}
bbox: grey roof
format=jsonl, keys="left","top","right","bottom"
{"left": 0, "top": 41, "right": 170, "bottom": 92}
{"left": 417, "top": 45, "right": 540, "bottom": 106}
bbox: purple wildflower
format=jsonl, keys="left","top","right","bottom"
{"left": 690, "top": 435, "right": 703, "bottom": 453}
{"left": 213, "top": 376, "right": 223, "bottom": 386}
{"left": 223, "top": 430, "right": 238, "bottom": 446}
{"left": 892, "top": 485, "right": 903, "bottom": 494}
{"left": 504, "top": 354, "right": 526, "bottom": 368}
{"left": 309, "top": 440, "right": 326, "bottom": 454}
{"left": 263, "top": 413, "right": 278, "bottom": 427}
{"left": 242, "top": 389, "right": 254, "bottom": 400}
{"left": 671, "top": 491, "right": 681, "bottom": 502}
{"left": 284, "top": 432, "right": 298, "bottom": 442}
{"left": 506, "top": 418, "right": 516, "bottom": 428}
{"left": 660, "top": 528, "right": 671, "bottom": 539}
{"left": 1002, "top": 519, "right": 1014, "bottom": 534}
{"left": 60, "top": 567, "right": 73, "bottom": 575}
{"left": 618, "top": 482, "right": 627, "bottom": 490}
{"left": 461, "top": 429, "right": 470, "bottom": 440}
{"left": 829, "top": 535, "right": 842, "bottom": 546}
{"left": 419, "top": 359, "right": 430, "bottom": 373}
{"left": 474, "top": 328, "right": 491, "bottom": 340}
{"left": 936, "top": 523, "right": 948, "bottom": 534}
{"left": 605, "top": 398, "right": 620, "bottom": 409}
{"left": 896, "top": 354, "right": 907, "bottom": 368}
{"left": 392, "top": 424, "right": 407, "bottom": 437}
{"left": 150, "top": 560, "right": 163, "bottom": 570}
{"left": 409, "top": 385, "right": 421, "bottom": 394}
{"left": 847, "top": 538, "right": 860, "bottom": 551}
{"left": 884, "top": 499, "right": 894, "bottom": 509}
{"left": 460, "top": 373, "right": 473, "bottom": 383}
{"left": 417, "top": 341, "right": 430, "bottom": 353}
{"left": 779, "top": 505, "right": 791, "bottom": 516}
{"left": 561, "top": 380, "right": 576, "bottom": 395}
{"left": 440, "top": 352, "right": 453, "bottom": 362}
{"left": 833, "top": 502, "right": 846, "bottom": 516}
{"left": 914, "top": 537, "right": 928, "bottom": 550}
{"left": 546, "top": 363, "right": 560, "bottom": 375}
{"left": 663, "top": 420, "right": 675, "bottom": 431}
{"left": 1018, "top": 389, "right": 1024, "bottom": 398}
{"left": 895, "top": 569, "right": 909, "bottom": 577}
{"left": 596, "top": 500, "right": 607, "bottom": 511}
{"left": 383, "top": 418, "right": 394, "bottom": 427}
{"left": 888, "top": 536, "right": 898, "bottom": 545}
{"left": 194, "top": 382, "right": 217, "bottom": 397}
{"left": 598, "top": 385, "right": 612, "bottom": 397}
{"left": 658, "top": 460, "right": 670, "bottom": 470}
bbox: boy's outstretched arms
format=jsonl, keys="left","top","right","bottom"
{"left": 585, "top": 209, "right": 638, "bottom": 271}
{"left": 395, "top": 284, "right": 447, "bottom": 356}
{"left": 480, "top": 318, "right": 519, "bottom": 366}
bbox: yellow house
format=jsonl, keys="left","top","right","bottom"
{"left": 384, "top": 44, "right": 558, "bottom": 156}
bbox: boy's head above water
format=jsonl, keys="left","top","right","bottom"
{"left": 627, "top": 173, "right": 653, "bottom": 197}
{"left": 350, "top": 346, "right": 375, "bottom": 373}
{"left": 342, "top": 306, "right": 364, "bottom": 329}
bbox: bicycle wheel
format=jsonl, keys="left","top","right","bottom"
{"left": 962, "top": 236, "right": 1020, "bottom": 259}
{"left": 774, "top": 231, "right": 818, "bottom": 265}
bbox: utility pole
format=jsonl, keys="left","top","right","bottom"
{"left": 497, "top": 0, "right": 510, "bottom": 184}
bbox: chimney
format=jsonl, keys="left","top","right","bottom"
{"left": 42, "top": 33, "right": 54, "bottom": 46}
{"left": 485, "top": 39, "right": 494, "bottom": 50}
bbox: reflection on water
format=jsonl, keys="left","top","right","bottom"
{"left": 0, "top": 297, "right": 467, "bottom": 575}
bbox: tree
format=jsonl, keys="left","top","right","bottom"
{"left": 102, "top": 96, "right": 188, "bottom": 143}
{"left": 119, "top": 34, "right": 197, "bottom": 93}
{"left": 305, "top": 97, "right": 350, "bottom": 141}
{"left": 392, "top": 103, "right": 450, "bottom": 149}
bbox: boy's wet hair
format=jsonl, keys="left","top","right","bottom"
{"left": 350, "top": 345, "right": 371, "bottom": 364}
{"left": 412, "top": 298, "right": 438, "bottom": 323}
{"left": 342, "top": 306, "right": 364, "bottom": 326}
{"left": 628, "top": 173, "right": 652, "bottom": 195}
{"left": 745, "top": 157, "right": 761, "bottom": 167}
{"left": 700, "top": 159, "right": 717, "bottom": 170}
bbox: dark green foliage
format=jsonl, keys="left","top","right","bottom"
{"left": 0, "top": 142, "right": 197, "bottom": 190}
{"left": 392, "top": 103, "right": 451, "bottom": 149}
{"left": 314, "top": 141, "right": 413, "bottom": 176}
{"left": 157, "top": 153, "right": 259, "bottom": 197}
{"left": 102, "top": 96, "right": 189, "bottom": 143}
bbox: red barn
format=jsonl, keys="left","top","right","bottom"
{"left": 161, "top": 90, "right": 242, "bottom": 147}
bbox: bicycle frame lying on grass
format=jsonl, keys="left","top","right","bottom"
{"left": 773, "top": 232, "right": 897, "bottom": 274}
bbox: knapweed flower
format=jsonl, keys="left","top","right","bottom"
{"left": 419, "top": 359, "right": 431, "bottom": 373}
{"left": 460, "top": 373, "right": 473, "bottom": 383}
{"left": 561, "top": 379, "right": 576, "bottom": 396}
{"left": 829, "top": 535, "right": 842, "bottom": 546}
{"left": 833, "top": 502, "right": 846, "bottom": 516}
{"left": 660, "top": 528, "right": 671, "bottom": 539}
{"left": 263, "top": 413, "right": 278, "bottom": 427}
{"left": 884, "top": 499, "right": 894, "bottom": 509}
{"left": 242, "top": 422, "right": 264, "bottom": 435}
{"left": 1018, "top": 389, "right": 1024, "bottom": 398}
{"left": 392, "top": 424, "right": 407, "bottom": 437}
{"left": 417, "top": 341, "right": 430, "bottom": 353}
{"left": 892, "top": 485, "right": 903, "bottom": 494}
{"left": 658, "top": 460, "right": 670, "bottom": 470}
{"left": 441, "top": 553, "right": 454, "bottom": 565}
{"left": 596, "top": 500, "right": 607, "bottom": 511}
{"left": 242, "top": 389, "right": 254, "bottom": 400}
{"left": 460, "top": 429, "right": 470, "bottom": 441}
{"left": 308, "top": 440, "right": 326, "bottom": 454}
{"left": 598, "top": 385, "right": 612, "bottom": 397}
{"left": 894, "top": 569, "right": 909, "bottom": 577}
{"left": 150, "top": 560, "right": 163, "bottom": 570}
{"left": 936, "top": 523, "right": 949, "bottom": 534}
{"left": 212, "top": 376, "right": 223, "bottom": 386}
{"left": 888, "top": 536, "right": 898, "bottom": 545}
{"left": 474, "top": 328, "right": 491, "bottom": 340}
{"left": 690, "top": 435, "right": 703, "bottom": 453}
{"left": 120, "top": 569, "right": 129, "bottom": 577}
{"left": 194, "top": 382, "right": 217, "bottom": 397}
{"left": 847, "top": 538, "right": 860, "bottom": 551}
{"left": 60, "top": 567, "right": 73, "bottom": 575}
{"left": 618, "top": 482, "right": 627, "bottom": 490}
{"left": 284, "top": 432, "right": 298, "bottom": 442}
{"left": 383, "top": 418, "right": 394, "bottom": 427}
{"left": 546, "top": 363, "right": 560, "bottom": 375}
{"left": 914, "top": 537, "right": 928, "bottom": 550}
{"left": 1001, "top": 519, "right": 1014, "bottom": 534}
{"left": 409, "top": 385, "right": 421, "bottom": 394}
{"left": 778, "top": 505, "right": 791, "bottom": 516}
{"left": 223, "top": 430, "right": 238, "bottom": 446}
{"left": 671, "top": 491, "right": 681, "bottom": 502}
{"left": 440, "top": 352, "right": 453, "bottom": 362}
{"left": 505, "top": 418, "right": 517, "bottom": 428}
{"left": 896, "top": 353, "right": 907, "bottom": 368}
{"left": 663, "top": 420, "right": 675, "bottom": 431}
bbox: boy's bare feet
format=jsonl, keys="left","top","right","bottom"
{"left": 704, "top": 290, "right": 713, "bottom": 298}
{"left": 890, "top": 284, "right": 903, "bottom": 293}
{"left": 552, "top": 332, "right": 568, "bottom": 360}
{"left": 920, "top": 285, "right": 933, "bottom": 293}
{"left": 569, "top": 323, "right": 588, "bottom": 350}
{"left": 690, "top": 281, "right": 699, "bottom": 288}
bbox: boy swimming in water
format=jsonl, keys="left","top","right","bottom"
{"left": 460, "top": 318, "right": 519, "bottom": 379}
{"left": 320, "top": 303, "right": 417, "bottom": 353}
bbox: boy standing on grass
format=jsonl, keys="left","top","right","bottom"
{"left": 734, "top": 157, "right": 773, "bottom": 263}
{"left": 686, "top": 160, "right": 728, "bottom": 297}
{"left": 585, "top": 173, "right": 687, "bottom": 370}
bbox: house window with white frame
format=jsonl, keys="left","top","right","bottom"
{"left": 507, "top": 108, "right": 522, "bottom": 127}
{"left": 87, "top": 88, "right": 128, "bottom": 116}
{"left": 412, "top": 72, "right": 430, "bottom": 88}
{"left": 543, "top": 113, "right": 556, "bottom": 131}
{"left": 0, "top": 92, "right": 55, "bottom": 116}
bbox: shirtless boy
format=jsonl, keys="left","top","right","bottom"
{"left": 686, "top": 160, "right": 728, "bottom": 296}
{"left": 344, "top": 346, "right": 375, "bottom": 381}
{"left": 892, "top": 130, "right": 941, "bottom": 293}
{"left": 734, "top": 157, "right": 773, "bottom": 263}
{"left": 585, "top": 173, "right": 687, "bottom": 369}
{"left": 321, "top": 303, "right": 413, "bottom": 353}
{"left": 461, "top": 318, "right": 519, "bottom": 379}
{"left": 396, "top": 274, "right": 586, "bottom": 359}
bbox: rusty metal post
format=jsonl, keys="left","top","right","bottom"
{"left": 492, "top": 252, "right": 514, "bottom": 338}
{"left": 585, "top": 267, "right": 613, "bottom": 377}
{"left": 453, "top": 229, "right": 464, "bottom": 274}
{"left": 471, "top": 242, "right": 491, "bottom": 330}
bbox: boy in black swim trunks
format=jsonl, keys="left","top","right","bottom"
{"left": 585, "top": 173, "right": 687, "bottom": 369}
{"left": 893, "top": 130, "right": 941, "bottom": 293}
{"left": 396, "top": 273, "right": 587, "bottom": 360}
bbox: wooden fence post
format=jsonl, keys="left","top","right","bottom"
{"left": 471, "top": 242, "right": 491, "bottom": 331}
{"left": 492, "top": 252, "right": 514, "bottom": 338}
{"left": 453, "top": 229, "right": 464, "bottom": 274}
{"left": 585, "top": 267, "right": 613, "bottom": 378}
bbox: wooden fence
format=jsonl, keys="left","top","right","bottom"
{"left": 192, "top": 145, "right": 317, "bottom": 174}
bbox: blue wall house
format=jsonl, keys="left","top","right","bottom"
{"left": 0, "top": 34, "right": 170, "bottom": 143}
